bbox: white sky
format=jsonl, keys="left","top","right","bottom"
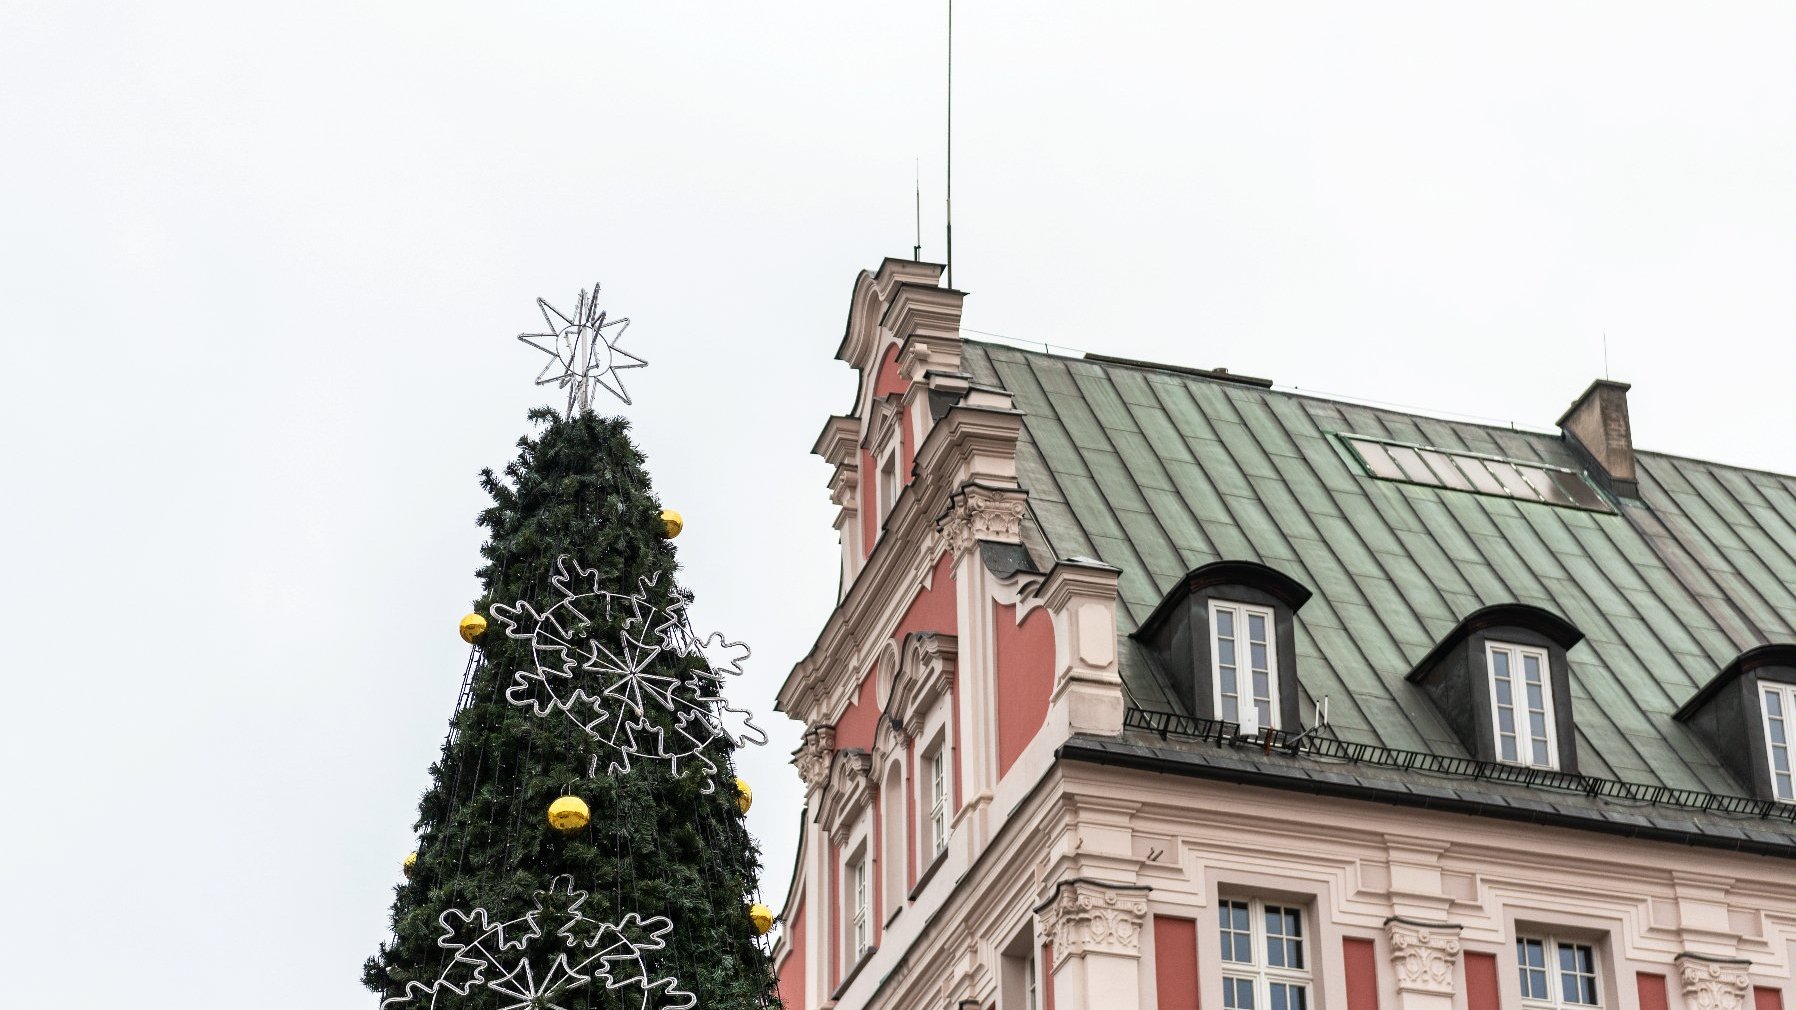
{"left": 1, "top": 3, "right": 1790, "bottom": 1006}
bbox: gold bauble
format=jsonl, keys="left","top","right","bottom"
{"left": 547, "top": 795, "right": 591, "bottom": 834}
{"left": 660, "top": 509, "right": 684, "bottom": 539}
{"left": 403, "top": 851, "right": 418, "bottom": 877}
{"left": 734, "top": 777, "right": 753, "bottom": 814}
{"left": 749, "top": 903, "right": 775, "bottom": 935}
{"left": 458, "top": 613, "right": 488, "bottom": 643}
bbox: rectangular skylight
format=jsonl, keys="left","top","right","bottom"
{"left": 1340, "top": 434, "right": 1612, "bottom": 512}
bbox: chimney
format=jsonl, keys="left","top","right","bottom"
{"left": 1556, "top": 379, "right": 1637, "bottom": 497}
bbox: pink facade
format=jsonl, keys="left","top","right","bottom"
{"left": 772, "top": 259, "right": 1796, "bottom": 1010}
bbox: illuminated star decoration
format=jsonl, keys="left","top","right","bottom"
{"left": 518, "top": 283, "right": 646, "bottom": 412}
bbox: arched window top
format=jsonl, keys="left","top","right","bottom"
{"left": 1675, "top": 643, "right": 1796, "bottom": 720}
{"left": 1405, "top": 604, "right": 1585, "bottom": 680}
{"left": 1136, "top": 559, "right": 1313, "bottom": 641}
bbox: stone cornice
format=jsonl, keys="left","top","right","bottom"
{"left": 1034, "top": 879, "right": 1151, "bottom": 966}
{"left": 820, "top": 748, "right": 876, "bottom": 840}
{"left": 813, "top": 414, "right": 861, "bottom": 466}
{"left": 1384, "top": 917, "right": 1463, "bottom": 996}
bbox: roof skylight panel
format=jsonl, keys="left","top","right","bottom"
{"left": 1341, "top": 434, "right": 1612, "bottom": 513}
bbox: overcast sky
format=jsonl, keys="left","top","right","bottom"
{"left": 2, "top": 3, "right": 1790, "bottom": 1006}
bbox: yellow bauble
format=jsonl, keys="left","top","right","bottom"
{"left": 660, "top": 509, "right": 684, "bottom": 539}
{"left": 458, "top": 613, "right": 488, "bottom": 643}
{"left": 749, "top": 903, "right": 775, "bottom": 935}
{"left": 547, "top": 795, "right": 591, "bottom": 834}
{"left": 735, "top": 777, "right": 753, "bottom": 814}
{"left": 403, "top": 851, "right": 418, "bottom": 877}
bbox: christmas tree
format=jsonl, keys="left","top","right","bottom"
{"left": 365, "top": 289, "right": 778, "bottom": 1009}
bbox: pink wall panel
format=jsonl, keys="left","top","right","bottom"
{"left": 1343, "top": 937, "right": 1379, "bottom": 1010}
{"left": 1154, "top": 916, "right": 1199, "bottom": 1010}
{"left": 777, "top": 899, "right": 807, "bottom": 1010}
{"left": 1464, "top": 952, "right": 1501, "bottom": 1010}
{"left": 1041, "top": 943, "right": 1056, "bottom": 1010}
{"left": 994, "top": 602, "right": 1056, "bottom": 776}
{"left": 1755, "top": 988, "right": 1783, "bottom": 1010}
{"left": 1638, "top": 973, "right": 1669, "bottom": 1010}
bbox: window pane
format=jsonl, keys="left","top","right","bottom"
{"left": 1251, "top": 642, "right": 1269, "bottom": 671}
{"left": 1248, "top": 613, "right": 1267, "bottom": 643}
{"left": 1533, "top": 739, "right": 1551, "bottom": 766}
{"left": 1219, "top": 639, "right": 1237, "bottom": 667}
{"left": 1777, "top": 771, "right": 1793, "bottom": 800}
{"left": 1216, "top": 609, "right": 1235, "bottom": 638}
{"left": 1501, "top": 734, "right": 1519, "bottom": 762}
{"left": 1767, "top": 689, "right": 1785, "bottom": 717}
{"left": 1459, "top": 458, "right": 1511, "bottom": 496}
{"left": 1418, "top": 449, "right": 1476, "bottom": 491}
{"left": 1253, "top": 669, "right": 1270, "bottom": 701}
{"left": 1350, "top": 440, "right": 1409, "bottom": 481}
{"left": 1222, "top": 696, "right": 1240, "bottom": 723}
{"left": 1497, "top": 706, "right": 1516, "bottom": 735}
{"left": 1224, "top": 977, "right": 1255, "bottom": 1010}
{"left": 1492, "top": 650, "right": 1511, "bottom": 679}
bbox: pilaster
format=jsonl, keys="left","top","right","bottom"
{"left": 1036, "top": 879, "right": 1151, "bottom": 1010}
{"left": 1038, "top": 559, "right": 1125, "bottom": 738}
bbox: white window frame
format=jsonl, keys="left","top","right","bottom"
{"left": 926, "top": 744, "right": 948, "bottom": 858}
{"left": 1218, "top": 898, "right": 1312, "bottom": 1010}
{"left": 1487, "top": 641, "right": 1559, "bottom": 769}
{"left": 1210, "top": 600, "right": 1280, "bottom": 731}
{"left": 878, "top": 444, "right": 900, "bottom": 523}
{"left": 1025, "top": 950, "right": 1039, "bottom": 1010}
{"left": 849, "top": 852, "right": 870, "bottom": 956}
{"left": 1515, "top": 934, "right": 1601, "bottom": 1010}
{"left": 1760, "top": 682, "right": 1796, "bottom": 802}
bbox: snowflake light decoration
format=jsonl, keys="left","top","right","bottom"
{"left": 518, "top": 283, "right": 646, "bottom": 412}
{"left": 382, "top": 875, "right": 695, "bottom": 1010}
{"left": 491, "top": 557, "right": 766, "bottom": 788}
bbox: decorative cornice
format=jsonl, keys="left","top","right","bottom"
{"left": 793, "top": 726, "right": 836, "bottom": 794}
{"left": 1035, "top": 879, "right": 1150, "bottom": 966}
{"left": 938, "top": 484, "right": 1028, "bottom": 558}
{"left": 1676, "top": 954, "right": 1753, "bottom": 1010}
{"left": 1385, "top": 917, "right": 1463, "bottom": 996}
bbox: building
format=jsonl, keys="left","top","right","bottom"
{"left": 770, "top": 258, "right": 1796, "bottom": 1010}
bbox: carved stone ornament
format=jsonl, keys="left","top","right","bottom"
{"left": 1385, "top": 918, "right": 1464, "bottom": 996}
{"left": 938, "top": 486, "right": 1028, "bottom": 556}
{"left": 1035, "top": 880, "right": 1150, "bottom": 966}
{"left": 1676, "top": 954, "right": 1753, "bottom": 1010}
{"left": 793, "top": 726, "right": 837, "bottom": 794}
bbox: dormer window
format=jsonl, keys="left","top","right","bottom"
{"left": 1488, "top": 641, "right": 1559, "bottom": 769}
{"left": 1674, "top": 645, "right": 1796, "bottom": 804}
{"left": 1761, "top": 683, "right": 1795, "bottom": 802}
{"left": 1407, "top": 604, "right": 1583, "bottom": 772}
{"left": 1134, "top": 561, "right": 1313, "bottom": 731}
{"left": 1211, "top": 600, "right": 1279, "bottom": 731}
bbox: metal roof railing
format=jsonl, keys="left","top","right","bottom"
{"left": 1122, "top": 708, "right": 1796, "bottom": 823}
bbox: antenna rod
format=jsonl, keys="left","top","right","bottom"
{"left": 945, "top": 0, "right": 953, "bottom": 288}
{"left": 914, "top": 158, "right": 922, "bottom": 260}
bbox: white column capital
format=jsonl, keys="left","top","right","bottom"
{"left": 1036, "top": 879, "right": 1151, "bottom": 966}
{"left": 1676, "top": 954, "right": 1753, "bottom": 1010}
{"left": 1385, "top": 917, "right": 1463, "bottom": 997}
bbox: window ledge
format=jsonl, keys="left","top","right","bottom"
{"left": 829, "top": 946, "right": 878, "bottom": 1002}
{"left": 908, "top": 848, "right": 949, "bottom": 901}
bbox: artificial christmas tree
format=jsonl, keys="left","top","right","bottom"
{"left": 364, "top": 291, "right": 777, "bottom": 1009}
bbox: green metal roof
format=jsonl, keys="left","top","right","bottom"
{"left": 964, "top": 341, "right": 1796, "bottom": 800}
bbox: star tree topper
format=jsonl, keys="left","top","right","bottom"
{"left": 519, "top": 283, "right": 646, "bottom": 412}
